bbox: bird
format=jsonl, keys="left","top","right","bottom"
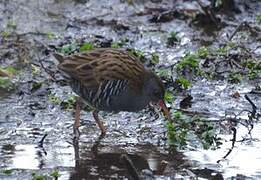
{"left": 53, "top": 48, "right": 171, "bottom": 137}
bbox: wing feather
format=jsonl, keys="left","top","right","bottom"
{"left": 55, "top": 49, "right": 146, "bottom": 92}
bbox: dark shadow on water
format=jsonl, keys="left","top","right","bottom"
{"left": 0, "top": 136, "right": 224, "bottom": 179}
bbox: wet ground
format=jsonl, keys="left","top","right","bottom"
{"left": 0, "top": 0, "right": 261, "bottom": 179}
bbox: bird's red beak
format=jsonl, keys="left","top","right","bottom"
{"left": 158, "top": 100, "right": 171, "bottom": 121}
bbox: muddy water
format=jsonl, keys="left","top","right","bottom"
{"left": 0, "top": 0, "right": 261, "bottom": 179}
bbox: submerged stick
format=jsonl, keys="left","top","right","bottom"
{"left": 38, "top": 133, "right": 48, "bottom": 148}
{"left": 244, "top": 94, "right": 257, "bottom": 119}
{"left": 121, "top": 154, "right": 140, "bottom": 180}
{"left": 217, "top": 127, "right": 237, "bottom": 163}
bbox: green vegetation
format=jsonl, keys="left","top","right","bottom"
{"left": 48, "top": 93, "right": 78, "bottom": 111}
{"left": 0, "top": 66, "right": 17, "bottom": 91}
{"left": 155, "top": 68, "right": 172, "bottom": 79}
{"left": 167, "top": 111, "right": 222, "bottom": 149}
{"left": 50, "top": 170, "right": 61, "bottom": 179}
{"left": 57, "top": 41, "right": 94, "bottom": 55}
{"left": 31, "top": 81, "right": 42, "bottom": 92}
{"left": 80, "top": 42, "right": 94, "bottom": 52}
{"left": 176, "top": 77, "right": 191, "bottom": 89}
{"left": 0, "top": 77, "right": 14, "bottom": 91}
{"left": 60, "top": 95, "right": 77, "bottom": 110}
{"left": 173, "top": 44, "right": 260, "bottom": 86}
{"left": 2, "top": 169, "right": 13, "bottom": 175}
{"left": 167, "top": 31, "right": 180, "bottom": 46}
{"left": 176, "top": 53, "right": 199, "bottom": 73}
{"left": 1, "top": 31, "right": 10, "bottom": 38}
{"left": 228, "top": 72, "right": 242, "bottom": 83}
{"left": 194, "top": 118, "right": 222, "bottom": 149}
{"left": 58, "top": 43, "right": 78, "bottom": 55}
{"left": 111, "top": 38, "right": 129, "bottom": 48}
{"left": 48, "top": 94, "right": 62, "bottom": 105}
{"left": 197, "top": 46, "right": 209, "bottom": 58}
{"left": 6, "top": 21, "right": 17, "bottom": 29}
{"left": 32, "top": 173, "right": 48, "bottom": 180}
{"left": 0, "top": 66, "right": 17, "bottom": 76}
{"left": 1, "top": 21, "right": 17, "bottom": 38}
{"left": 32, "top": 170, "right": 61, "bottom": 180}
{"left": 151, "top": 52, "right": 159, "bottom": 65}
{"left": 46, "top": 32, "right": 55, "bottom": 40}
{"left": 175, "top": 53, "right": 200, "bottom": 89}
{"left": 31, "top": 64, "right": 40, "bottom": 76}
{"left": 164, "top": 91, "right": 174, "bottom": 103}
{"left": 128, "top": 49, "right": 146, "bottom": 62}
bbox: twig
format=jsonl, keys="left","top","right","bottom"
{"left": 227, "top": 21, "right": 247, "bottom": 41}
{"left": 38, "top": 58, "right": 57, "bottom": 82}
{"left": 244, "top": 94, "right": 257, "bottom": 119}
{"left": 217, "top": 127, "right": 236, "bottom": 163}
{"left": 38, "top": 133, "right": 48, "bottom": 148}
{"left": 121, "top": 154, "right": 140, "bottom": 180}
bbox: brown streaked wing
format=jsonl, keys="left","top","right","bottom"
{"left": 58, "top": 49, "right": 146, "bottom": 92}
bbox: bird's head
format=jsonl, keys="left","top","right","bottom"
{"left": 143, "top": 71, "right": 171, "bottom": 121}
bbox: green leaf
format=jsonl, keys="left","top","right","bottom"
{"left": 155, "top": 68, "right": 172, "bottom": 78}
{"left": 176, "top": 77, "right": 191, "bottom": 89}
{"left": 167, "top": 31, "right": 180, "bottom": 46}
{"left": 58, "top": 43, "right": 78, "bottom": 55}
{"left": 197, "top": 46, "right": 209, "bottom": 58}
{"left": 50, "top": 170, "right": 61, "bottom": 179}
{"left": 164, "top": 91, "right": 174, "bottom": 103}
{"left": 0, "top": 77, "right": 14, "bottom": 91}
{"left": 151, "top": 53, "right": 159, "bottom": 65}
{"left": 79, "top": 42, "right": 93, "bottom": 52}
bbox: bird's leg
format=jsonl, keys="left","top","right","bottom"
{"left": 92, "top": 110, "right": 106, "bottom": 136}
{"left": 74, "top": 97, "right": 81, "bottom": 139}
